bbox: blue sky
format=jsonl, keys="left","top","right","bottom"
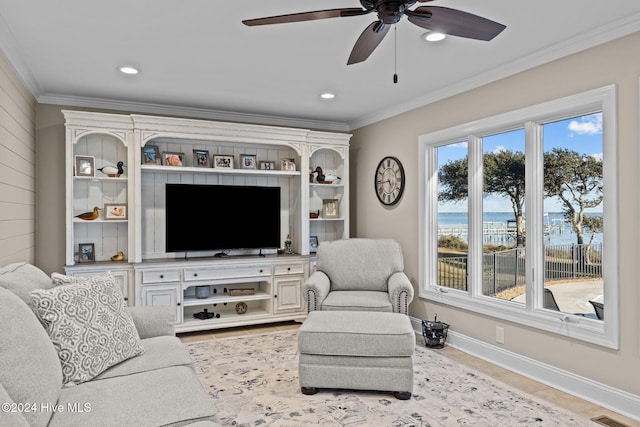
{"left": 438, "top": 113, "right": 603, "bottom": 213}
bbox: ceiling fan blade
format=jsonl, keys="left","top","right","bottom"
{"left": 407, "top": 6, "right": 506, "bottom": 41}
{"left": 347, "top": 21, "right": 390, "bottom": 65}
{"left": 243, "top": 8, "right": 368, "bottom": 26}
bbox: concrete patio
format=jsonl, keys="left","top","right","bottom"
{"left": 512, "top": 279, "right": 603, "bottom": 316}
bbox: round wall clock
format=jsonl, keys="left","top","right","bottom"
{"left": 375, "top": 156, "right": 405, "bottom": 206}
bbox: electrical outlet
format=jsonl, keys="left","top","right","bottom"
{"left": 496, "top": 326, "right": 505, "bottom": 344}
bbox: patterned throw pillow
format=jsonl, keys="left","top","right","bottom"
{"left": 31, "top": 274, "right": 144, "bottom": 386}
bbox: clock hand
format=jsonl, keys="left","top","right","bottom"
{"left": 377, "top": 180, "right": 391, "bottom": 184}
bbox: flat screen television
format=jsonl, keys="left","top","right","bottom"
{"left": 165, "top": 183, "right": 281, "bottom": 255}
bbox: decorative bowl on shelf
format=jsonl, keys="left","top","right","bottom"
{"left": 195, "top": 286, "right": 211, "bottom": 299}
{"left": 235, "top": 302, "right": 248, "bottom": 314}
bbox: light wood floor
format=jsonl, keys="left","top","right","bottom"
{"left": 178, "top": 321, "right": 638, "bottom": 427}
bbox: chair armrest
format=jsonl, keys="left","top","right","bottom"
{"left": 388, "top": 271, "right": 414, "bottom": 315}
{"left": 127, "top": 306, "right": 175, "bottom": 338}
{"left": 302, "top": 271, "right": 331, "bottom": 312}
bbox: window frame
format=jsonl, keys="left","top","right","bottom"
{"left": 418, "top": 85, "right": 619, "bottom": 349}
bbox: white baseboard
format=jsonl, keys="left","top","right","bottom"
{"left": 410, "top": 317, "right": 640, "bottom": 422}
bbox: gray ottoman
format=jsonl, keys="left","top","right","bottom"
{"left": 298, "top": 310, "right": 415, "bottom": 400}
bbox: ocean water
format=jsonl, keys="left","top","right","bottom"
{"left": 439, "top": 212, "right": 603, "bottom": 246}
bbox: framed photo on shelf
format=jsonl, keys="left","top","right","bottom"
{"left": 259, "top": 161, "right": 276, "bottom": 170}
{"left": 213, "top": 155, "right": 234, "bottom": 169}
{"left": 74, "top": 155, "right": 95, "bottom": 177}
{"left": 193, "top": 149, "right": 210, "bottom": 168}
{"left": 309, "top": 236, "right": 319, "bottom": 253}
{"left": 142, "top": 145, "right": 161, "bottom": 165}
{"left": 162, "top": 152, "right": 184, "bottom": 166}
{"left": 104, "top": 203, "right": 127, "bottom": 220}
{"left": 78, "top": 243, "right": 95, "bottom": 263}
{"left": 281, "top": 158, "right": 296, "bottom": 171}
{"left": 322, "top": 199, "right": 339, "bottom": 218}
{"left": 240, "top": 154, "right": 257, "bottom": 169}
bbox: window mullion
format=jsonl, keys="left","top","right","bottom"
{"left": 525, "top": 121, "right": 544, "bottom": 311}
{"left": 467, "top": 135, "right": 483, "bottom": 298}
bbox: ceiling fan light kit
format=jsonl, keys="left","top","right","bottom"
{"left": 424, "top": 31, "right": 446, "bottom": 42}
{"left": 242, "top": 1, "right": 505, "bottom": 65}
{"left": 119, "top": 66, "right": 140, "bottom": 75}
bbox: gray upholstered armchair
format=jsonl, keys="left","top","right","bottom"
{"left": 303, "top": 238, "right": 414, "bottom": 315}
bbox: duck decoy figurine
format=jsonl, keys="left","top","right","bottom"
{"left": 323, "top": 173, "right": 341, "bottom": 184}
{"left": 110, "top": 251, "right": 125, "bottom": 261}
{"left": 97, "top": 161, "right": 125, "bottom": 177}
{"left": 312, "top": 166, "right": 325, "bottom": 183}
{"left": 75, "top": 206, "right": 101, "bottom": 221}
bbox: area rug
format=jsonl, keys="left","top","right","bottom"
{"left": 186, "top": 331, "right": 595, "bottom": 426}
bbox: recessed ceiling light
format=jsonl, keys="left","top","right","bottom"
{"left": 320, "top": 93, "right": 335, "bottom": 100}
{"left": 119, "top": 66, "right": 140, "bottom": 75}
{"left": 424, "top": 32, "right": 446, "bottom": 42}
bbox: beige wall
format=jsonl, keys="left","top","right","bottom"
{"left": 35, "top": 105, "right": 67, "bottom": 273}
{"left": 350, "top": 31, "right": 640, "bottom": 397}
{"left": 0, "top": 50, "right": 36, "bottom": 265}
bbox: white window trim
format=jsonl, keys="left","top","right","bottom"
{"left": 418, "top": 85, "right": 619, "bottom": 349}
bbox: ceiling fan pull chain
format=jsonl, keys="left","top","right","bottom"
{"left": 393, "top": 25, "right": 398, "bottom": 84}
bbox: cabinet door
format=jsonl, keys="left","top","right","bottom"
{"left": 141, "top": 284, "right": 181, "bottom": 324}
{"left": 274, "top": 276, "right": 304, "bottom": 313}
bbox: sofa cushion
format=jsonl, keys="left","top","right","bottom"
{"left": 30, "top": 274, "right": 144, "bottom": 386}
{"left": 0, "top": 262, "right": 53, "bottom": 310}
{"left": 322, "top": 290, "right": 393, "bottom": 312}
{"left": 127, "top": 305, "right": 176, "bottom": 338}
{"left": 298, "top": 311, "right": 415, "bottom": 357}
{"left": 0, "top": 287, "right": 62, "bottom": 427}
{"left": 95, "top": 336, "right": 194, "bottom": 380}
{"left": 316, "top": 238, "right": 404, "bottom": 292}
{"left": 50, "top": 366, "right": 218, "bottom": 427}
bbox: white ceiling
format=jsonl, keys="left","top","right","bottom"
{"left": 1, "top": 1, "right": 640, "bottom": 131}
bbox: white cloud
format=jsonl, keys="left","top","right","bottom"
{"left": 568, "top": 114, "right": 602, "bottom": 136}
{"left": 447, "top": 141, "right": 468, "bottom": 149}
{"left": 492, "top": 145, "right": 507, "bottom": 154}
{"left": 591, "top": 152, "right": 603, "bottom": 162}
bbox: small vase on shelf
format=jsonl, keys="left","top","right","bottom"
{"left": 284, "top": 234, "right": 294, "bottom": 254}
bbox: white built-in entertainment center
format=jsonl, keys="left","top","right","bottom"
{"left": 63, "top": 110, "right": 351, "bottom": 331}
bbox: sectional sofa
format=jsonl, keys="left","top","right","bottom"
{"left": 0, "top": 262, "right": 220, "bottom": 427}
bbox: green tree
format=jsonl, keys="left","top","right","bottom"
{"left": 439, "top": 150, "right": 526, "bottom": 246}
{"left": 543, "top": 148, "right": 603, "bottom": 245}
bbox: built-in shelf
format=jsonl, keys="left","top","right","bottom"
{"left": 181, "top": 308, "right": 271, "bottom": 326}
{"left": 73, "top": 176, "right": 128, "bottom": 182}
{"left": 182, "top": 291, "right": 271, "bottom": 307}
{"left": 141, "top": 164, "right": 300, "bottom": 176}
{"left": 310, "top": 183, "right": 344, "bottom": 188}
{"left": 73, "top": 219, "right": 128, "bottom": 224}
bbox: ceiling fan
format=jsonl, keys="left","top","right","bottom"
{"left": 242, "top": 1, "right": 506, "bottom": 65}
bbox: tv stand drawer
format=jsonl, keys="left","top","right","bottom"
{"left": 141, "top": 269, "right": 181, "bottom": 284}
{"left": 274, "top": 263, "right": 305, "bottom": 276}
{"left": 184, "top": 265, "right": 273, "bottom": 282}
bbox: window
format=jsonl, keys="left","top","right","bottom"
{"left": 419, "top": 86, "right": 618, "bottom": 348}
